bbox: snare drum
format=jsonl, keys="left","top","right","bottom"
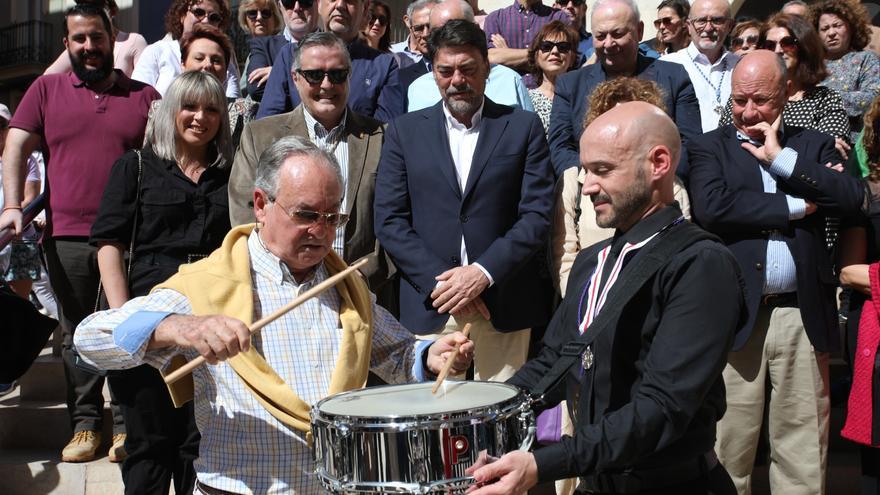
{"left": 311, "top": 381, "right": 534, "bottom": 494}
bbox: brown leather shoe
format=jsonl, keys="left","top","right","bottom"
{"left": 61, "top": 430, "right": 101, "bottom": 462}
{"left": 108, "top": 433, "right": 127, "bottom": 463}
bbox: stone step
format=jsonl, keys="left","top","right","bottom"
{"left": 19, "top": 353, "right": 66, "bottom": 402}
{"left": 0, "top": 449, "right": 123, "bottom": 495}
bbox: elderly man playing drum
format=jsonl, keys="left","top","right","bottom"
{"left": 74, "top": 136, "right": 473, "bottom": 495}
{"left": 467, "top": 102, "right": 746, "bottom": 494}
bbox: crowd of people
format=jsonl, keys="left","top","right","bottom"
{"left": 3, "top": 0, "right": 880, "bottom": 494}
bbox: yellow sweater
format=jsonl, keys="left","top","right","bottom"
{"left": 155, "top": 224, "right": 373, "bottom": 434}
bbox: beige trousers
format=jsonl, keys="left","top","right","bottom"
{"left": 715, "top": 306, "right": 830, "bottom": 495}
{"left": 417, "top": 314, "right": 530, "bottom": 381}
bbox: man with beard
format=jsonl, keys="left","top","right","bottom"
{"left": 0, "top": 4, "right": 159, "bottom": 463}
{"left": 466, "top": 101, "right": 745, "bottom": 495}
{"left": 688, "top": 51, "right": 866, "bottom": 494}
{"left": 256, "top": 0, "right": 402, "bottom": 121}
{"left": 375, "top": 19, "right": 554, "bottom": 382}
{"left": 661, "top": 0, "right": 739, "bottom": 132}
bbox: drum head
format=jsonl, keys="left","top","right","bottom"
{"left": 317, "top": 381, "right": 520, "bottom": 417}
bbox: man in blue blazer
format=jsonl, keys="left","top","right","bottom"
{"left": 245, "top": 0, "right": 319, "bottom": 101}
{"left": 375, "top": 20, "right": 554, "bottom": 381}
{"left": 688, "top": 51, "right": 866, "bottom": 494}
{"left": 548, "top": 0, "right": 700, "bottom": 178}
{"left": 255, "top": 0, "right": 403, "bottom": 122}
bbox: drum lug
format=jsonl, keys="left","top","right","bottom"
{"left": 333, "top": 422, "right": 351, "bottom": 481}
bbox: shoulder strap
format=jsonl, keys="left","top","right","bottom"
{"left": 126, "top": 150, "right": 143, "bottom": 278}
{"left": 530, "top": 221, "right": 718, "bottom": 402}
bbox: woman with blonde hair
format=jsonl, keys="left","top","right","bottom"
{"left": 90, "top": 70, "right": 232, "bottom": 495}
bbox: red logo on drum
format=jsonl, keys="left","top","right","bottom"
{"left": 448, "top": 435, "right": 470, "bottom": 464}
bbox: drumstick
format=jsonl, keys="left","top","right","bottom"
{"left": 431, "top": 323, "right": 472, "bottom": 395}
{"left": 163, "top": 257, "right": 369, "bottom": 385}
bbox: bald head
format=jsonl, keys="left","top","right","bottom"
{"left": 429, "top": 0, "right": 474, "bottom": 28}
{"left": 730, "top": 50, "right": 789, "bottom": 138}
{"left": 580, "top": 102, "right": 680, "bottom": 231}
{"left": 592, "top": 0, "right": 639, "bottom": 27}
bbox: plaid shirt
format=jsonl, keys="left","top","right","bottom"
{"left": 483, "top": 0, "right": 571, "bottom": 50}
{"left": 75, "top": 232, "right": 426, "bottom": 494}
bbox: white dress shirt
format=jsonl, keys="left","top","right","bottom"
{"left": 132, "top": 34, "right": 240, "bottom": 98}
{"left": 303, "top": 107, "right": 349, "bottom": 258}
{"left": 662, "top": 43, "right": 739, "bottom": 132}
{"left": 442, "top": 101, "right": 493, "bottom": 284}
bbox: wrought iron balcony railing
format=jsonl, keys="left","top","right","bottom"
{"left": 0, "top": 20, "right": 54, "bottom": 68}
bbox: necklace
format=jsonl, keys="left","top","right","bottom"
{"left": 689, "top": 55, "right": 728, "bottom": 115}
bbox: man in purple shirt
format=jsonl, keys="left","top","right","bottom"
{"left": 483, "top": 0, "right": 571, "bottom": 72}
{"left": 0, "top": 4, "right": 159, "bottom": 463}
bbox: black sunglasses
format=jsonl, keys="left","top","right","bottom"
{"left": 296, "top": 68, "right": 350, "bottom": 85}
{"left": 539, "top": 41, "right": 572, "bottom": 53}
{"left": 761, "top": 36, "right": 799, "bottom": 52}
{"left": 558, "top": 0, "right": 586, "bottom": 6}
{"left": 730, "top": 35, "right": 758, "bottom": 49}
{"left": 245, "top": 8, "right": 272, "bottom": 20}
{"left": 190, "top": 7, "right": 224, "bottom": 24}
{"left": 280, "top": 0, "right": 314, "bottom": 10}
{"left": 370, "top": 13, "right": 388, "bottom": 26}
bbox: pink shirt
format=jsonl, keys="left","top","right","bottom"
{"left": 10, "top": 71, "right": 160, "bottom": 237}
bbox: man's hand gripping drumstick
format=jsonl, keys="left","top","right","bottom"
{"left": 432, "top": 323, "right": 472, "bottom": 394}
{"left": 159, "top": 258, "right": 369, "bottom": 384}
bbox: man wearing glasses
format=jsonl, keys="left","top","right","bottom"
{"left": 548, "top": 0, "right": 700, "bottom": 178}
{"left": 257, "top": 0, "right": 402, "bottom": 122}
{"left": 391, "top": 0, "right": 437, "bottom": 69}
{"left": 553, "top": 0, "right": 594, "bottom": 65}
{"left": 231, "top": 32, "right": 393, "bottom": 303}
{"left": 74, "top": 134, "right": 474, "bottom": 494}
{"left": 246, "top": 0, "right": 320, "bottom": 102}
{"left": 661, "top": 0, "right": 739, "bottom": 132}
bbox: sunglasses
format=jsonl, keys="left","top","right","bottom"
{"left": 689, "top": 16, "right": 729, "bottom": 29}
{"left": 296, "top": 68, "right": 350, "bottom": 85}
{"left": 280, "top": 0, "right": 314, "bottom": 10}
{"left": 557, "top": 0, "right": 586, "bottom": 6}
{"left": 539, "top": 41, "right": 572, "bottom": 53}
{"left": 269, "top": 196, "right": 350, "bottom": 227}
{"left": 761, "top": 36, "right": 799, "bottom": 52}
{"left": 653, "top": 16, "right": 679, "bottom": 29}
{"left": 245, "top": 8, "right": 272, "bottom": 21}
{"left": 730, "top": 35, "right": 758, "bottom": 49}
{"left": 190, "top": 7, "right": 224, "bottom": 24}
{"left": 410, "top": 22, "right": 430, "bottom": 33}
{"left": 370, "top": 13, "right": 388, "bottom": 26}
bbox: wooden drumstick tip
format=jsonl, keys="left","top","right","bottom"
{"left": 162, "top": 257, "right": 369, "bottom": 385}
{"left": 431, "top": 322, "right": 472, "bottom": 395}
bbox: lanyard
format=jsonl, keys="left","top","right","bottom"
{"left": 690, "top": 55, "right": 728, "bottom": 112}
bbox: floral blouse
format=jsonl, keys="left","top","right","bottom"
{"left": 529, "top": 88, "right": 553, "bottom": 136}
{"left": 821, "top": 50, "right": 880, "bottom": 142}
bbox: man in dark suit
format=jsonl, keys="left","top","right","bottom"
{"left": 245, "top": 0, "right": 319, "bottom": 101}
{"left": 375, "top": 20, "right": 554, "bottom": 381}
{"left": 255, "top": 0, "right": 402, "bottom": 122}
{"left": 688, "top": 51, "right": 866, "bottom": 494}
{"left": 548, "top": 0, "right": 701, "bottom": 178}
{"left": 230, "top": 32, "right": 391, "bottom": 292}
{"left": 466, "top": 102, "right": 744, "bottom": 495}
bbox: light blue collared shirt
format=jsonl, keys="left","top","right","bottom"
{"left": 736, "top": 130, "right": 802, "bottom": 294}
{"left": 407, "top": 64, "right": 534, "bottom": 113}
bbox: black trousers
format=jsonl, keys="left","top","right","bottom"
{"left": 575, "top": 462, "right": 736, "bottom": 495}
{"left": 108, "top": 258, "right": 200, "bottom": 495}
{"left": 44, "top": 238, "right": 124, "bottom": 434}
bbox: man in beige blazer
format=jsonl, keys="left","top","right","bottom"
{"left": 229, "top": 32, "right": 392, "bottom": 293}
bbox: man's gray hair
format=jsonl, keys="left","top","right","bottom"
{"left": 255, "top": 135, "right": 344, "bottom": 198}
{"left": 407, "top": 0, "right": 439, "bottom": 21}
{"left": 292, "top": 32, "right": 352, "bottom": 71}
{"left": 593, "top": 0, "right": 640, "bottom": 23}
